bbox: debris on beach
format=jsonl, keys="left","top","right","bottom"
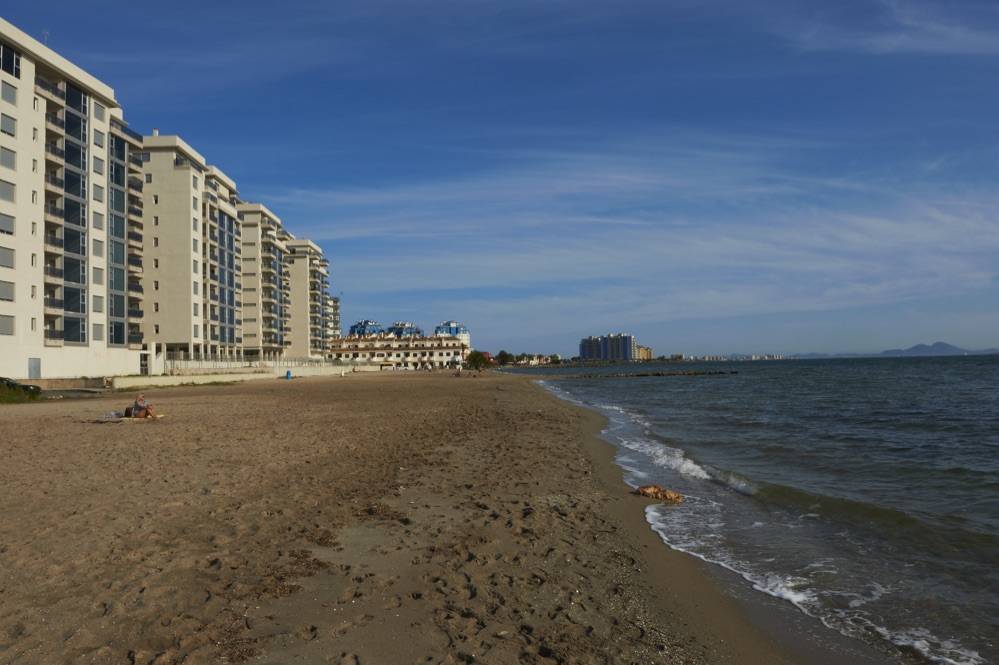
{"left": 633, "top": 485, "right": 684, "bottom": 504}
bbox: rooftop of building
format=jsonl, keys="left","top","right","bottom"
{"left": 142, "top": 132, "right": 207, "bottom": 167}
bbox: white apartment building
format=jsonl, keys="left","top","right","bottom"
{"left": 285, "top": 237, "right": 330, "bottom": 358}
{"left": 139, "top": 132, "right": 244, "bottom": 359}
{"left": 238, "top": 203, "right": 291, "bottom": 359}
{"left": 0, "top": 19, "right": 146, "bottom": 379}
{"left": 326, "top": 294, "right": 341, "bottom": 340}
{"left": 328, "top": 334, "right": 469, "bottom": 369}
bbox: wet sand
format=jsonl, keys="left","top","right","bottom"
{"left": 0, "top": 372, "right": 844, "bottom": 664}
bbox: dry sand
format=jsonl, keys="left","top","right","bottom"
{"left": 0, "top": 372, "right": 813, "bottom": 664}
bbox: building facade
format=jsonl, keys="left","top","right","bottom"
{"left": 328, "top": 333, "right": 468, "bottom": 369}
{"left": 579, "top": 333, "right": 640, "bottom": 361}
{"left": 0, "top": 19, "right": 147, "bottom": 378}
{"left": 386, "top": 321, "right": 423, "bottom": 337}
{"left": 348, "top": 319, "right": 383, "bottom": 336}
{"left": 326, "top": 295, "right": 341, "bottom": 339}
{"left": 238, "top": 203, "right": 290, "bottom": 359}
{"left": 434, "top": 320, "right": 471, "bottom": 349}
{"left": 285, "top": 238, "right": 330, "bottom": 358}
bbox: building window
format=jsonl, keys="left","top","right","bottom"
{"left": 193, "top": 303, "right": 198, "bottom": 316}
{"left": 154, "top": 324, "right": 160, "bottom": 334}
{"left": 93, "top": 295, "right": 104, "bottom": 313}
{"left": 154, "top": 280, "right": 159, "bottom": 290}
{"left": 93, "top": 156, "right": 104, "bottom": 175}
{"left": 192, "top": 238, "right": 198, "bottom": 252}
{"left": 93, "top": 238, "right": 104, "bottom": 257}
{"left": 0, "top": 81, "right": 15, "bottom": 105}
{"left": 93, "top": 267, "right": 104, "bottom": 285}
{"left": 153, "top": 194, "right": 159, "bottom": 204}
{"left": 92, "top": 323, "right": 104, "bottom": 341}
{"left": 0, "top": 279, "right": 13, "bottom": 301}
{"left": 145, "top": 173, "right": 152, "bottom": 183}
{"left": 153, "top": 258, "right": 159, "bottom": 268}
{"left": 193, "top": 281, "right": 199, "bottom": 295}
{"left": 193, "top": 324, "right": 199, "bottom": 338}
{"left": 0, "top": 314, "right": 13, "bottom": 335}
{"left": 154, "top": 302, "right": 159, "bottom": 312}
{"left": 0, "top": 113, "right": 15, "bottom": 137}
{"left": 193, "top": 259, "right": 198, "bottom": 274}
{"left": 93, "top": 184, "right": 104, "bottom": 202}
{"left": 0, "top": 42, "right": 21, "bottom": 78}
{"left": 29, "top": 253, "right": 35, "bottom": 267}
{"left": 94, "top": 129, "right": 104, "bottom": 148}
{"left": 192, "top": 175, "right": 198, "bottom": 188}
{"left": 153, "top": 237, "right": 159, "bottom": 247}
{"left": 0, "top": 147, "right": 14, "bottom": 170}
{"left": 93, "top": 211, "right": 104, "bottom": 230}
{"left": 30, "top": 317, "right": 35, "bottom": 331}
{"left": 0, "top": 179, "right": 14, "bottom": 202}
{"left": 192, "top": 197, "right": 198, "bottom": 210}
{"left": 153, "top": 215, "right": 159, "bottom": 226}
{"left": 192, "top": 218, "right": 197, "bottom": 231}
{"left": 0, "top": 212, "right": 13, "bottom": 235}
{"left": 93, "top": 102, "right": 106, "bottom": 121}
{"left": 0, "top": 246, "right": 13, "bottom": 268}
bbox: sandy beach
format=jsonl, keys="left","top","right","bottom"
{"left": 1, "top": 372, "right": 837, "bottom": 664}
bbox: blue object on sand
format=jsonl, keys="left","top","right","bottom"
{"left": 286, "top": 370, "right": 292, "bottom": 380}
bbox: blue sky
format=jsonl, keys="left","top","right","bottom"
{"left": 8, "top": 1, "right": 999, "bottom": 355}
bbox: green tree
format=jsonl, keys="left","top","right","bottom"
{"left": 465, "top": 350, "right": 490, "bottom": 371}
{"left": 496, "top": 350, "right": 515, "bottom": 365}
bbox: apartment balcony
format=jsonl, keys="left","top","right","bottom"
{"left": 43, "top": 266, "right": 64, "bottom": 284}
{"left": 127, "top": 230, "right": 143, "bottom": 248}
{"left": 127, "top": 177, "right": 143, "bottom": 193}
{"left": 44, "top": 174, "right": 64, "bottom": 194}
{"left": 35, "top": 77, "right": 66, "bottom": 104}
{"left": 127, "top": 308, "right": 143, "bottom": 319}
{"left": 127, "top": 259, "right": 143, "bottom": 274}
{"left": 43, "top": 297, "right": 64, "bottom": 313}
{"left": 128, "top": 282, "right": 143, "bottom": 294}
{"left": 44, "top": 328, "right": 64, "bottom": 347}
{"left": 43, "top": 234, "right": 63, "bottom": 251}
{"left": 128, "top": 333, "right": 143, "bottom": 348}
{"left": 44, "top": 143, "right": 65, "bottom": 163}
{"left": 44, "top": 113, "right": 65, "bottom": 132}
{"left": 127, "top": 206, "right": 143, "bottom": 221}
{"left": 128, "top": 152, "right": 144, "bottom": 168}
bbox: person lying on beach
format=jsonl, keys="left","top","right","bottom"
{"left": 132, "top": 394, "right": 156, "bottom": 419}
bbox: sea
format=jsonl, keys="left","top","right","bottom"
{"left": 514, "top": 356, "right": 999, "bottom": 665}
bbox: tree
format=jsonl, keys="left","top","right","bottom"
{"left": 465, "top": 350, "right": 490, "bottom": 371}
{"left": 496, "top": 350, "right": 515, "bottom": 365}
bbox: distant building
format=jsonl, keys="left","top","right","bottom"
{"left": 328, "top": 333, "right": 469, "bottom": 369}
{"left": 386, "top": 321, "right": 424, "bottom": 337}
{"left": 326, "top": 295, "right": 341, "bottom": 339}
{"left": 348, "top": 319, "right": 383, "bottom": 336}
{"left": 579, "top": 333, "right": 641, "bottom": 361}
{"left": 434, "top": 320, "right": 471, "bottom": 349}
{"left": 637, "top": 345, "right": 654, "bottom": 361}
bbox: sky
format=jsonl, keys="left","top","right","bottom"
{"left": 7, "top": 1, "right": 999, "bottom": 356}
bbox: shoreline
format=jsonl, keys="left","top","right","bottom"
{"left": 0, "top": 372, "right": 893, "bottom": 663}
{"left": 540, "top": 379, "right": 899, "bottom": 665}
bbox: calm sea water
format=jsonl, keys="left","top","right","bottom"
{"left": 519, "top": 356, "right": 999, "bottom": 665}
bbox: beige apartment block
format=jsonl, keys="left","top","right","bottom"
{"left": 238, "top": 202, "right": 291, "bottom": 359}
{"left": 0, "top": 18, "right": 147, "bottom": 378}
{"left": 139, "top": 133, "right": 245, "bottom": 360}
{"left": 326, "top": 294, "right": 341, "bottom": 340}
{"left": 328, "top": 334, "right": 468, "bottom": 369}
{"left": 285, "top": 238, "right": 330, "bottom": 358}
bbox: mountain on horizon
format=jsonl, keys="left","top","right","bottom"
{"left": 879, "top": 341, "right": 994, "bottom": 357}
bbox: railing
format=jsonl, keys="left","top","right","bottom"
{"left": 44, "top": 234, "right": 63, "bottom": 247}
{"left": 44, "top": 297, "right": 64, "bottom": 308}
{"left": 44, "top": 329, "right": 64, "bottom": 340}
{"left": 116, "top": 123, "right": 144, "bottom": 143}
{"left": 128, "top": 283, "right": 143, "bottom": 293}
{"left": 127, "top": 255, "right": 142, "bottom": 267}
{"left": 44, "top": 267, "right": 63, "bottom": 278}
{"left": 129, "top": 153, "right": 144, "bottom": 167}
{"left": 44, "top": 204, "right": 64, "bottom": 219}
{"left": 127, "top": 231, "right": 143, "bottom": 243}
{"left": 127, "top": 309, "right": 143, "bottom": 319}
{"left": 128, "top": 333, "right": 143, "bottom": 344}
{"left": 35, "top": 77, "right": 65, "bottom": 99}
{"left": 127, "top": 177, "right": 143, "bottom": 192}
{"left": 45, "top": 144, "right": 65, "bottom": 159}
{"left": 129, "top": 196, "right": 143, "bottom": 208}
{"left": 45, "top": 114, "right": 65, "bottom": 129}
{"left": 45, "top": 174, "right": 65, "bottom": 188}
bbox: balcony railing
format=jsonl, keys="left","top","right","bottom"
{"left": 127, "top": 206, "right": 143, "bottom": 218}
{"left": 129, "top": 153, "right": 144, "bottom": 167}
{"left": 128, "top": 231, "right": 143, "bottom": 243}
{"left": 44, "top": 329, "right": 65, "bottom": 340}
{"left": 128, "top": 333, "right": 143, "bottom": 345}
{"left": 44, "top": 267, "right": 63, "bottom": 278}
{"left": 127, "top": 177, "right": 143, "bottom": 192}
{"left": 44, "top": 297, "right": 64, "bottom": 308}
{"left": 44, "top": 234, "right": 63, "bottom": 248}
{"left": 127, "top": 255, "right": 143, "bottom": 267}
{"left": 45, "top": 174, "right": 65, "bottom": 189}
{"left": 45, "top": 144, "right": 65, "bottom": 159}
{"left": 128, "top": 283, "right": 143, "bottom": 293}
{"left": 45, "top": 113, "right": 65, "bottom": 129}
{"left": 127, "top": 309, "right": 143, "bottom": 319}
{"left": 35, "top": 77, "right": 66, "bottom": 99}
